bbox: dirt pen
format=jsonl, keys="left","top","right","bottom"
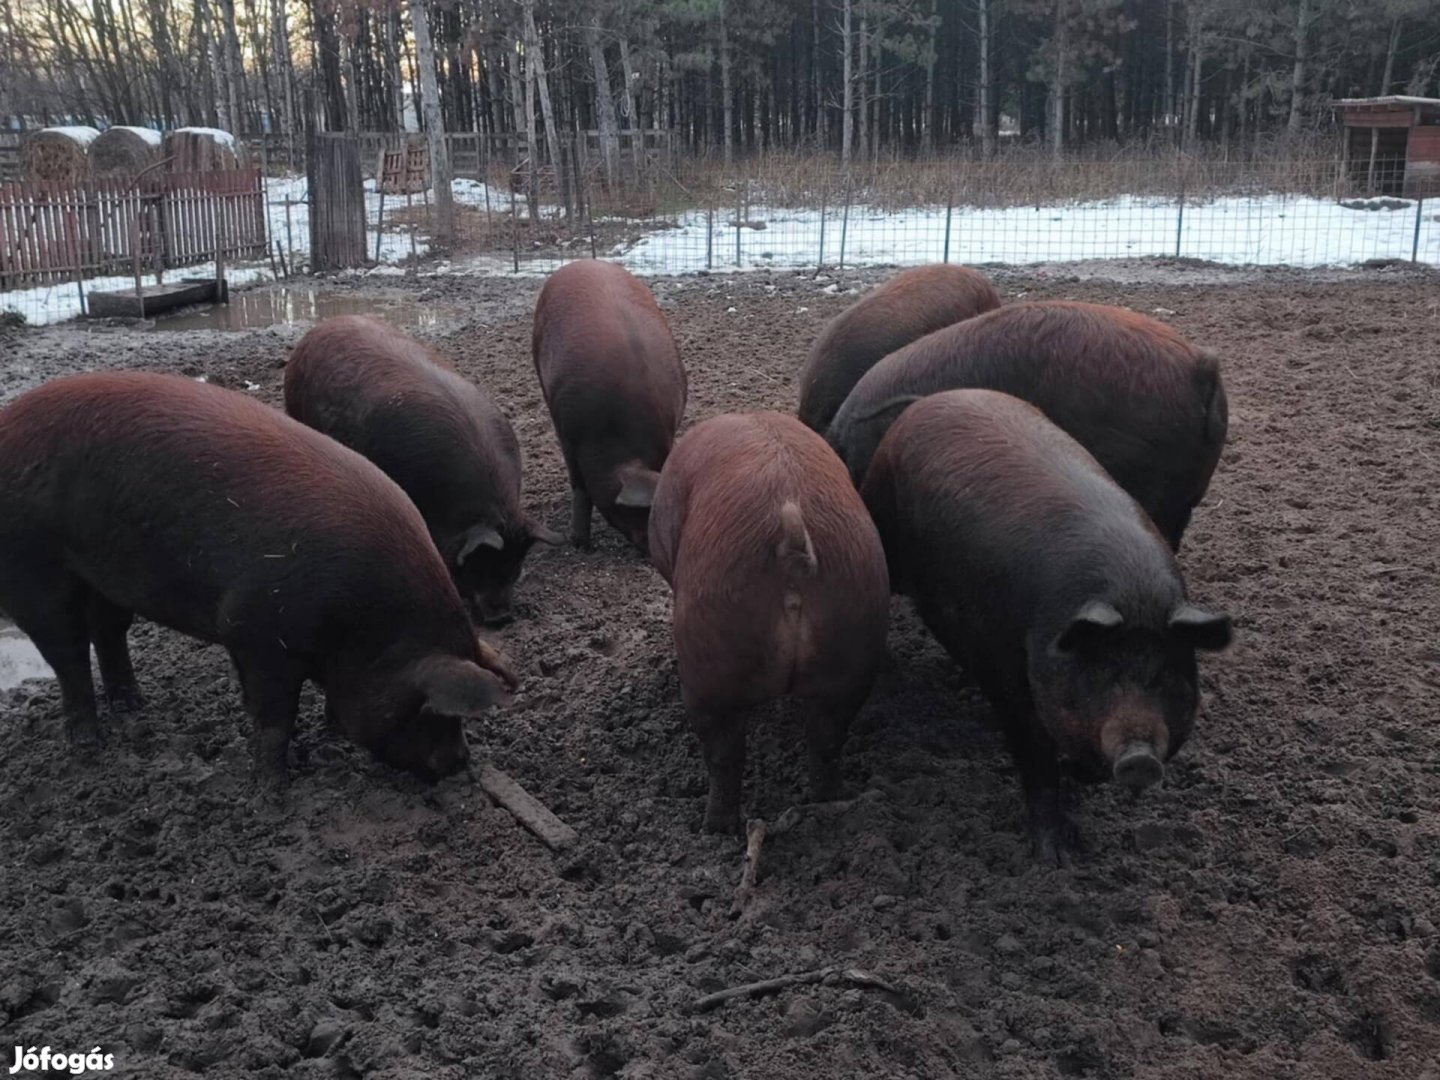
{"left": 0, "top": 262, "right": 1437, "bottom": 1078}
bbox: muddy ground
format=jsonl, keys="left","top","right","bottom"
{"left": 1, "top": 261, "right": 1438, "bottom": 1080}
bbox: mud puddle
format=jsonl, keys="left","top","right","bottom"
{"left": 0, "top": 619, "right": 52, "bottom": 690}
{"left": 149, "top": 286, "right": 466, "bottom": 332}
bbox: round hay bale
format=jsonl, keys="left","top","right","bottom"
{"left": 164, "top": 127, "right": 241, "bottom": 173}
{"left": 23, "top": 127, "right": 100, "bottom": 182}
{"left": 90, "top": 126, "right": 162, "bottom": 178}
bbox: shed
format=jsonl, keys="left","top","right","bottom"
{"left": 1332, "top": 96, "right": 1440, "bottom": 196}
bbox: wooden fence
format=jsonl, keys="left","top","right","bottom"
{"left": 0, "top": 168, "right": 267, "bottom": 291}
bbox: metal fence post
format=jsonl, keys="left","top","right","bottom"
{"left": 735, "top": 181, "right": 743, "bottom": 268}
{"left": 943, "top": 191, "right": 954, "bottom": 263}
{"left": 706, "top": 205, "right": 714, "bottom": 270}
{"left": 1175, "top": 181, "right": 1186, "bottom": 259}
{"left": 839, "top": 181, "right": 851, "bottom": 271}
{"left": 815, "top": 181, "right": 828, "bottom": 274}
{"left": 1413, "top": 196, "right": 1426, "bottom": 264}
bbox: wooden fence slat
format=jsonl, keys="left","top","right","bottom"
{"left": 0, "top": 169, "right": 267, "bottom": 292}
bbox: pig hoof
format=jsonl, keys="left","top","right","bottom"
{"left": 570, "top": 533, "right": 593, "bottom": 551}
{"left": 702, "top": 811, "right": 741, "bottom": 836}
{"left": 65, "top": 718, "right": 102, "bottom": 747}
{"left": 106, "top": 686, "right": 145, "bottom": 714}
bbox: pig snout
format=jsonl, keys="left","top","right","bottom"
{"left": 472, "top": 589, "right": 516, "bottom": 628}
{"left": 1111, "top": 740, "right": 1164, "bottom": 789}
{"left": 422, "top": 725, "right": 471, "bottom": 780}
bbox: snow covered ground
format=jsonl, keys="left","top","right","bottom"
{"left": 4, "top": 176, "right": 1436, "bottom": 325}
{"left": 613, "top": 194, "right": 1440, "bottom": 275}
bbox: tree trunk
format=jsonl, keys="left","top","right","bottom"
{"left": 618, "top": 35, "right": 639, "bottom": 129}
{"left": 1185, "top": 20, "right": 1202, "bottom": 146}
{"left": 923, "top": 0, "right": 938, "bottom": 151}
{"left": 410, "top": 0, "right": 455, "bottom": 243}
{"left": 857, "top": 7, "right": 869, "bottom": 161}
{"left": 719, "top": 0, "right": 733, "bottom": 165}
{"left": 523, "top": 1, "right": 563, "bottom": 172}
{"left": 1051, "top": 0, "right": 1068, "bottom": 158}
{"left": 812, "top": 0, "right": 823, "bottom": 147}
{"left": 585, "top": 11, "right": 620, "bottom": 189}
{"left": 217, "top": 0, "right": 245, "bottom": 132}
{"left": 1287, "top": 0, "right": 1311, "bottom": 134}
{"left": 1164, "top": 0, "right": 1175, "bottom": 126}
{"left": 841, "top": 0, "right": 853, "bottom": 163}
{"left": 976, "top": 0, "right": 994, "bottom": 156}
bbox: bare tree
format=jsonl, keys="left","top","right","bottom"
{"left": 411, "top": 0, "right": 455, "bottom": 243}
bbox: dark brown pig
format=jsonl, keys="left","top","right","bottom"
{"left": 649, "top": 412, "right": 890, "bottom": 833}
{"left": 284, "top": 315, "right": 559, "bottom": 627}
{"left": 533, "top": 261, "right": 686, "bottom": 553}
{"left": 861, "top": 390, "right": 1231, "bottom": 864}
{"left": 0, "top": 372, "right": 518, "bottom": 781}
{"left": 828, "top": 301, "right": 1228, "bottom": 550}
{"left": 796, "top": 264, "right": 1001, "bottom": 434}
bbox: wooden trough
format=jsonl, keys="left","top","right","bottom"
{"left": 24, "top": 127, "right": 100, "bottom": 182}
{"left": 87, "top": 277, "right": 227, "bottom": 319}
{"left": 164, "top": 128, "right": 240, "bottom": 173}
{"left": 91, "top": 126, "right": 163, "bottom": 178}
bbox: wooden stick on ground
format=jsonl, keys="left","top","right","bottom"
{"left": 472, "top": 762, "right": 578, "bottom": 852}
{"left": 693, "top": 966, "right": 899, "bottom": 1012}
{"left": 729, "top": 818, "right": 767, "bottom": 917}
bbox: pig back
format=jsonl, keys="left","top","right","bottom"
{"left": 862, "top": 389, "right": 1183, "bottom": 670}
{"left": 0, "top": 372, "right": 472, "bottom": 657}
{"left": 284, "top": 315, "right": 524, "bottom": 535}
{"left": 532, "top": 262, "right": 686, "bottom": 465}
{"left": 832, "top": 301, "right": 1226, "bottom": 547}
{"left": 797, "top": 265, "right": 1001, "bottom": 434}
{"left": 651, "top": 412, "right": 888, "bottom": 704}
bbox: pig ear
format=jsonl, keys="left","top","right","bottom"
{"left": 1169, "top": 604, "right": 1233, "bottom": 652}
{"left": 1054, "top": 600, "right": 1124, "bottom": 652}
{"left": 527, "top": 518, "right": 565, "bottom": 546}
{"left": 457, "top": 524, "right": 505, "bottom": 565}
{"left": 614, "top": 469, "right": 660, "bottom": 509}
{"left": 413, "top": 655, "right": 509, "bottom": 718}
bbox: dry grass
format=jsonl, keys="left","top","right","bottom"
{"left": 22, "top": 129, "right": 96, "bottom": 182}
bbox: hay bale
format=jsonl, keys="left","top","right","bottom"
{"left": 23, "top": 127, "right": 99, "bottom": 182}
{"left": 90, "top": 126, "right": 162, "bottom": 178}
{"left": 164, "top": 127, "right": 241, "bottom": 173}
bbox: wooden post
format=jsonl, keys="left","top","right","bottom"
{"left": 307, "top": 133, "right": 366, "bottom": 271}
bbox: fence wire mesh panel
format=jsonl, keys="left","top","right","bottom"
{"left": 3, "top": 148, "right": 1437, "bottom": 326}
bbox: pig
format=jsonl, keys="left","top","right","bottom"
{"left": 533, "top": 261, "right": 687, "bottom": 553}
{"left": 284, "top": 314, "right": 559, "bottom": 627}
{"left": 0, "top": 372, "right": 519, "bottom": 782}
{"left": 797, "top": 264, "right": 1002, "bottom": 434}
{"left": 860, "top": 389, "right": 1231, "bottom": 864}
{"left": 649, "top": 412, "right": 890, "bottom": 833}
{"left": 828, "top": 301, "right": 1228, "bottom": 550}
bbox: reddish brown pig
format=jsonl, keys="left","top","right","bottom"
{"left": 861, "top": 390, "right": 1231, "bottom": 864}
{"left": 533, "top": 261, "right": 686, "bottom": 553}
{"left": 649, "top": 412, "right": 890, "bottom": 833}
{"left": 284, "top": 315, "right": 559, "bottom": 627}
{"left": 0, "top": 372, "right": 518, "bottom": 781}
{"left": 828, "top": 301, "right": 1228, "bottom": 550}
{"left": 797, "top": 264, "right": 1001, "bottom": 434}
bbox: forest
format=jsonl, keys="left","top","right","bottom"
{"left": 2, "top": 0, "right": 1439, "bottom": 161}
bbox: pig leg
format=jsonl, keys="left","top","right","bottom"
{"left": 231, "top": 649, "right": 306, "bottom": 784}
{"left": 569, "top": 486, "right": 593, "bottom": 549}
{"left": 86, "top": 592, "right": 142, "bottom": 713}
{"left": 1002, "top": 722, "right": 1078, "bottom": 867}
{"left": 802, "top": 686, "right": 868, "bottom": 803}
{"left": 9, "top": 579, "right": 100, "bottom": 744}
{"left": 688, "top": 706, "right": 746, "bottom": 835}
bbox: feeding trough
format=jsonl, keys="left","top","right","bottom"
{"left": 87, "top": 277, "right": 229, "bottom": 320}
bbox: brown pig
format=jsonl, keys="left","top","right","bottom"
{"left": 861, "top": 390, "right": 1231, "bottom": 864}
{"left": 0, "top": 372, "right": 518, "bottom": 781}
{"left": 533, "top": 261, "right": 686, "bottom": 553}
{"left": 828, "top": 301, "right": 1228, "bottom": 550}
{"left": 649, "top": 412, "right": 890, "bottom": 833}
{"left": 284, "top": 315, "right": 559, "bottom": 627}
{"left": 797, "top": 264, "right": 1002, "bottom": 434}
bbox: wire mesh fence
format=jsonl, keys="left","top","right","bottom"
{"left": 2, "top": 147, "right": 1436, "bottom": 327}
